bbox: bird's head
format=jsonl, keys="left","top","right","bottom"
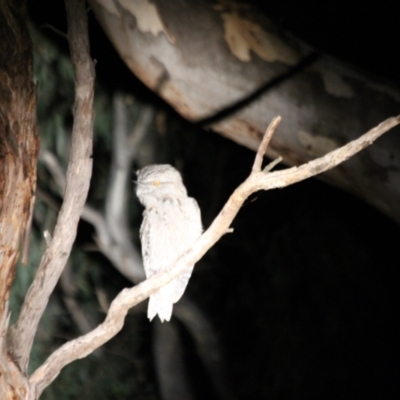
{"left": 135, "top": 164, "right": 187, "bottom": 207}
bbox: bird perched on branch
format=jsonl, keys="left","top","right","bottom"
{"left": 136, "top": 164, "right": 202, "bottom": 322}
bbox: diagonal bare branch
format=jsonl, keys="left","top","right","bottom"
{"left": 8, "top": 0, "right": 95, "bottom": 373}
{"left": 29, "top": 114, "right": 399, "bottom": 396}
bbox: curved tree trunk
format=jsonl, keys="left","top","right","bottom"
{"left": 89, "top": 0, "right": 400, "bottom": 222}
{"left": 0, "top": 0, "right": 39, "bottom": 397}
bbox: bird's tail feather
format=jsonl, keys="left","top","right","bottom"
{"left": 148, "top": 284, "right": 175, "bottom": 322}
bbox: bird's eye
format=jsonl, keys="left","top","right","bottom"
{"left": 152, "top": 180, "right": 160, "bottom": 186}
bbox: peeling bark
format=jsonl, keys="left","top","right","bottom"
{"left": 89, "top": 0, "right": 400, "bottom": 222}
{"left": 0, "top": 0, "right": 39, "bottom": 397}
{"left": 8, "top": 0, "right": 95, "bottom": 376}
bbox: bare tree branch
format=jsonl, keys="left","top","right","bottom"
{"left": 39, "top": 95, "right": 227, "bottom": 399}
{"left": 37, "top": 98, "right": 228, "bottom": 399}
{"left": 9, "top": 0, "right": 95, "bottom": 373}
{"left": 40, "top": 150, "right": 67, "bottom": 191}
{"left": 29, "top": 114, "right": 399, "bottom": 396}
{"left": 252, "top": 116, "right": 281, "bottom": 172}
{"left": 89, "top": 0, "right": 400, "bottom": 223}
{"left": 103, "top": 95, "right": 153, "bottom": 281}
{"left": 39, "top": 96, "right": 149, "bottom": 282}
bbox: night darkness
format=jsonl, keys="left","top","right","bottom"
{"left": 28, "top": 1, "right": 400, "bottom": 399}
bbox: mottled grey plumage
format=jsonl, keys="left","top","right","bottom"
{"left": 136, "top": 164, "right": 202, "bottom": 322}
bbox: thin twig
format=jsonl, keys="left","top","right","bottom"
{"left": 40, "top": 24, "right": 68, "bottom": 39}
{"left": 39, "top": 96, "right": 149, "bottom": 282}
{"left": 264, "top": 156, "right": 282, "bottom": 172}
{"left": 9, "top": 0, "right": 95, "bottom": 373}
{"left": 252, "top": 116, "right": 281, "bottom": 172}
{"left": 40, "top": 150, "right": 67, "bottom": 192}
{"left": 29, "top": 114, "right": 399, "bottom": 396}
{"left": 38, "top": 155, "right": 144, "bottom": 283}
{"left": 37, "top": 98, "right": 226, "bottom": 400}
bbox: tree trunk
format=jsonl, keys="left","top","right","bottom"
{"left": 89, "top": 0, "right": 400, "bottom": 222}
{"left": 0, "top": 0, "right": 39, "bottom": 397}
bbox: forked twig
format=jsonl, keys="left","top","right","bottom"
{"left": 29, "top": 114, "right": 400, "bottom": 396}
{"left": 9, "top": 0, "right": 95, "bottom": 374}
{"left": 252, "top": 116, "right": 281, "bottom": 172}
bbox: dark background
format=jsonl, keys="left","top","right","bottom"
{"left": 28, "top": 1, "right": 400, "bottom": 399}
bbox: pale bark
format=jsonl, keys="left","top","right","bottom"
{"left": 89, "top": 0, "right": 400, "bottom": 222}
{"left": 29, "top": 115, "right": 399, "bottom": 397}
{"left": 8, "top": 0, "right": 95, "bottom": 373}
{"left": 39, "top": 94, "right": 230, "bottom": 400}
{"left": 1, "top": 0, "right": 94, "bottom": 398}
{"left": 1, "top": 1, "right": 398, "bottom": 398}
